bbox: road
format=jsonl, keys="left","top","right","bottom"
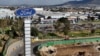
{"left": 5, "top": 40, "right": 24, "bottom": 56}
{"left": 31, "top": 41, "right": 45, "bottom": 56}
{"left": 5, "top": 38, "right": 62, "bottom": 56}
{"left": 5, "top": 39, "right": 51, "bottom": 56}
{"left": 5, "top": 36, "right": 100, "bottom": 56}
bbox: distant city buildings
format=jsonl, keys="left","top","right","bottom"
{"left": 0, "top": 7, "right": 100, "bottom": 32}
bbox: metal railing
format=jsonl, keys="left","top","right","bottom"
{"left": 38, "top": 37, "right": 100, "bottom": 50}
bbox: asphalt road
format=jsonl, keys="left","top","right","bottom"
{"left": 5, "top": 40, "right": 24, "bottom": 56}
{"left": 6, "top": 39, "right": 61, "bottom": 56}
{"left": 31, "top": 41, "right": 45, "bottom": 56}
{"left": 31, "top": 40, "right": 56, "bottom": 56}
{"left": 6, "top": 36, "right": 100, "bottom": 56}
{"left": 10, "top": 45, "right": 24, "bottom": 56}
{"left": 5, "top": 40, "right": 49, "bottom": 56}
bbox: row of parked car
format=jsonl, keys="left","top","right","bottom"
{"left": 70, "top": 24, "right": 100, "bottom": 31}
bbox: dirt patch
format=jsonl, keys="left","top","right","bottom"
{"left": 39, "top": 46, "right": 57, "bottom": 56}
{"left": 0, "top": 47, "right": 3, "bottom": 52}
{"left": 55, "top": 44, "right": 100, "bottom": 56}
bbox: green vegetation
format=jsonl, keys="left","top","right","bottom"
{"left": 12, "top": 19, "right": 24, "bottom": 37}
{"left": 54, "top": 17, "right": 70, "bottom": 38}
{"left": 31, "top": 27, "right": 39, "bottom": 37}
{"left": 0, "top": 19, "right": 24, "bottom": 38}
{"left": 38, "top": 37, "right": 100, "bottom": 50}
{"left": 68, "top": 29, "right": 100, "bottom": 37}
{"left": 77, "top": 20, "right": 100, "bottom": 24}
{"left": 47, "top": 33, "right": 58, "bottom": 36}
{"left": 68, "top": 31, "right": 89, "bottom": 37}
{"left": 0, "top": 40, "right": 2, "bottom": 47}
{"left": 0, "top": 19, "right": 12, "bottom": 34}
{"left": 95, "top": 29, "right": 100, "bottom": 35}
{"left": 47, "top": 16, "right": 52, "bottom": 19}
{"left": 0, "top": 19, "right": 24, "bottom": 55}
{"left": 38, "top": 32, "right": 61, "bottom": 39}
{"left": 37, "top": 17, "right": 100, "bottom": 39}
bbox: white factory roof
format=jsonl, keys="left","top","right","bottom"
{"left": 36, "top": 10, "right": 69, "bottom": 18}
{"left": 0, "top": 8, "right": 15, "bottom": 18}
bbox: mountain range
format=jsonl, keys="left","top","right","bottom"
{"left": 55, "top": 0, "right": 100, "bottom": 6}
{"left": 1, "top": 0, "right": 99, "bottom": 7}
{"left": 29, "top": 0, "right": 100, "bottom": 7}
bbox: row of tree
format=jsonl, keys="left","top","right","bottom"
{"left": 0, "top": 19, "right": 24, "bottom": 39}
{"left": 31, "top": 17, "right": 71, "bottom": 38}
{"left": 54, "top": 17, "right": 70, "bottom": 38}
{"left": 87, "top": 14, "right": 100, "bottom": 21}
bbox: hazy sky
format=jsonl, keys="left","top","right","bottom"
{"left": 0, "top": 0, "right": 83, "bottom": 5}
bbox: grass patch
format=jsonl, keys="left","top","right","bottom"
{"left": 77, "top": 20, "right": 100, "bottom": 24}
{"left": 68, "top": 32, "right": 89, "bottom": 37}
{"left": 38, "top": 32, "right": 61, "bottom": 39}
{"left": 95, "top": 29, "right": 100, "bottom": 35}
{"left": 68, "top": 29, "right": 100, "bottom": 37}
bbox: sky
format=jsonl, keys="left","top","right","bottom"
{"left": 0, "top": 0, "right": 83, "bottom": 5}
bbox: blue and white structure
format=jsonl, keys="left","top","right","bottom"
{"left": 15, "top": 8, "right": 36, "bottom": 56}
{"left": 24, "top": 19, "right": 31, "bottom": 56}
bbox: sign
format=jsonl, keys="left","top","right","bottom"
{"left": 15, "top": 8, "right": 36, "bottom": 56}
{"left": 15, "top": 8, "right": 36, "bottom": 17}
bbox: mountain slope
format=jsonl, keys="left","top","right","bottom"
{"left": 89, "top": 0, "right": 100, "bottom": 4}
{"left": 55, "top": 0, "right": 100, "bottom": 6}
{"left": 67, "top": 0, "right": 92, "bottom": 4}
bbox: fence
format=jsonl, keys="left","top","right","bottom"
{"left": 38, "top": 37, "right": 100, "bottom": 50}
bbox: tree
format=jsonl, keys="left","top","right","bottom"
{"left": 91, "top": 29, "right": 95, "bottom": 34}
{"left": 87, "top": 15, "right": 91, "bottom": 21}
{"left": 9, "top": 7, "right": 15, "bottom": 10}
{"left": 0, "top": 19, "right": 12, "bottom": 34}
{"left": 31, "top": 27, "right": 39, "bottom": 37}
{"left": 12, "top": 19, "right": 24, "bottom": 37}
{"left": 0, "top": 40, "right": 2, "bottom": 47}
{"left": 47, "top": 16, "right": 51, "bottom": 19}
{"left": 54, "top": 17, "right": 70, "bottom": 38}
{"left": 95, "top": 14, "right": 100, "bottom": 20}
{"left": 98, "top": 15, "right": 100, "bottom": 20}
{"left": 90, "top": 17, "right": 95, "bottom": 21}
{"left": 5, "top": 28, "right": 17, "bottom": 39}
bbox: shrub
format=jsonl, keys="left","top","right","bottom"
{"left": 68, "top": 32, "right": 88, "bottom": 37}
{"left": 31, "top": 27, "right": 39, "bottom": 37}
{"left": 0, "top": 40, "right": 2, "bottom": 47}
{"left": 47, "top": 33, "right": 58, "bottom": 36}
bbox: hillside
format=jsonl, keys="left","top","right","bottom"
{"left": 54, "top": 0, "right": 100, "bottom": 7}
{"left": 90, "top": 0, "right": 100, "bottom": 4}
